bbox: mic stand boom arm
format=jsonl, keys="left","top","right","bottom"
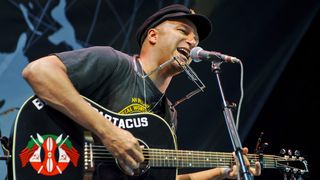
{"left": 211, "top": 62, "right": 252, "bottom": 180}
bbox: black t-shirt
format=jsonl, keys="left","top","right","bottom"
{"left": 54, "top": 46, "right": 177, "bottom": 128}
{"left": 55, "top": 46, "right": 179, "bottom": 179}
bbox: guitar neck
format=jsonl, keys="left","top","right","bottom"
{"left": 91, "top": 145, "right": 280, "bottom": 169}
{"left": 145, "top": 149, "right": 280, "bottom": 169}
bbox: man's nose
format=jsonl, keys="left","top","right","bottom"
{"left": 186, "top": 36, "right": 198, "bottom": 48}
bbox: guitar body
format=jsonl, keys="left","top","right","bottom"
{"left": 10, "top": 95, "right": 178, "bottom": 180}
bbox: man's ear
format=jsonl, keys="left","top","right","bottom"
{"left": 146, "top": 28, "right": 157, "bottom": 44}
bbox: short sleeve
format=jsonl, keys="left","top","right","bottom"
{"left": 54, "top": 46, "right": 123, "bottom": 93}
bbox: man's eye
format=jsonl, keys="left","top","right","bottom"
{"left": 178, "top": 29, "right": 187, "bottom": 34}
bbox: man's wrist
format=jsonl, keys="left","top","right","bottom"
{"left": 220, "top": 167, "right": 231, "bottom": 179}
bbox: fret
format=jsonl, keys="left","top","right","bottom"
{"left": 164, "top": 149, "right": 169, "bottom": 166}
{"left": 188, "top": 151, "right": 193, "bottom": 167}
{"left": 205, "top": 156, "right": 210, "bottom": 168}
{"left": 158, "top": 149, "right": 161, "bottom": 166}
{"left": 173, "top": 154, "right": 178, "bottom": 167}
{"left": 153, "top": 150, "right": 158, "bottom": 166}
{"left": 215, "top": 153, "right": 219, "bottom": 168}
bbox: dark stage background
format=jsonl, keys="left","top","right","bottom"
{"left": 0, "top": 0, "right": 319, "bottom": 179}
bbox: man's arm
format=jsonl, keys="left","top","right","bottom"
{"left": 177, "top": 168, "right": 225, "bottom": 180}
{"left": 22, "top": 55, "right": 144, "bottom": 175}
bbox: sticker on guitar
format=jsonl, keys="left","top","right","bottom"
{"left": 19, "top": 133, "right": 80, "bottom": 176}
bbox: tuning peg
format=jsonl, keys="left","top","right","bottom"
{"left": 262, "top": 142, "right": 268, "bottom": 148}
{"left": 294, "top": 150, "right": 301, "bottom": 157}
{"left": 285, "top": 167, "right": 290, "bottom": 173}
{"left": 288, "top": 149, "right": 292, "bottom": 156}
{"left": 255, "top": 132, "right": 268, "bottom": 154}
{"left": 280, "top": 148, "right": 286, "bottom": 155}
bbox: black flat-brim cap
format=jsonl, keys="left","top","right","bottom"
{"left": 136, "top": 4, "right": 212, "bottom": 46}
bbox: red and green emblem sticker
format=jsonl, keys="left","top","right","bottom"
{"left": 19, "top": 133, "right": 80, "bottom": 176}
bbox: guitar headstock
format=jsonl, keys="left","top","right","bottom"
{"left": 252, "top": 133, "right": 309, "bottom": 178}
{"left": 276, "top": 149, "right": 309, "bottom": 177}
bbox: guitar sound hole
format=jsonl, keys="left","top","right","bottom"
{"left": 132, "top": 160, "right": 150, "bottom": 176}
{"left": 116, "top": 139, "right": 151, "bottom": 176}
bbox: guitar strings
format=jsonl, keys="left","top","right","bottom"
{"left": 83, "top": 145, "right": 301, "bottom": 169}
{"left": 89, "top": 155, "right": 300, "bottom": 170}
{"left": 90, "top": 145, "right": 282, "bottom": 160}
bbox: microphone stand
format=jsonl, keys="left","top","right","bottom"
{"left": 211, "top": 62, "right": 252, "bottom": 180}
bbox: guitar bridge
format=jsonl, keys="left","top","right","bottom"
{"left": 84, "top": 131, "right": 95, "bottom": 180}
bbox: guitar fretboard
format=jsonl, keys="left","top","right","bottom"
{"left": 86, "top": 145, "right": 283, "bottom": 169}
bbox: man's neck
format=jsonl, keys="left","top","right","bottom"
{"left": 139, "top": 55, "right": 173, "bottom": 93}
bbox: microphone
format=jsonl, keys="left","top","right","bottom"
{"left": 190, "top": 47, "right": 240, "bottom": 63}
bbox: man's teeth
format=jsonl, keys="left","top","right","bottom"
{"left": 177, "top": 48, "right": 190, "bottom": 59}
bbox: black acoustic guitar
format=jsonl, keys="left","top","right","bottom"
{"left": 9, "top": 95, "right": 308, "bottom": 180}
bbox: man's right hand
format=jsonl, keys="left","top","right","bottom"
{"left": 101, "top": 127, "right": 145, "bottom": 176}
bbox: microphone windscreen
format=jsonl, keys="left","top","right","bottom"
{"left": 190, "top": 47, "right": 203, "bottom": 62}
